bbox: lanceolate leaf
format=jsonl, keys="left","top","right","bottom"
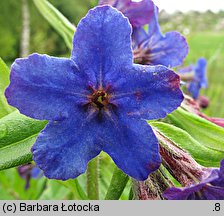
{"left": 0, "top": 111, "right": 47, "bottom": 149}
{"left": 32, "top": 0, "right": 76, "bottom": 49}
{"left": 167, "top": 108, "right": 224, "bottom": 153}
{"left": 0, "top": 137, "right": 36, "bottom": 172}
{"left": 0, "top": 111, "right": 46, "bottom": 170}
{"left": 150, "top": 122, "right": 224, "bottom": 167}
{"left": 0, "top": 58, "right": 15, "bottom": 118}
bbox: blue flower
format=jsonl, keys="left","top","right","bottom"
{"left": 6, "top": 6, "right": 183, "bottom": 181}
{"left": 132, "top": 4, "right": 188, "bottom": 67}
{"left": 163, "top": 160, "right": 224, "bottom": 200}
{"left": 188, "top": 58, "right": 208, "bottom": 99}
{"left": 18, "top": 164, "right": 43, "bottom": 190}
{"left": 98, "top": 0, "right": 155, "bottom": 27}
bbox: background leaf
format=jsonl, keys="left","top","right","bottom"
{"left": 0, "top": 58, "right": 15, "bottom": 118}
{"left": 0, "top": 111, "right": 46, "bottom": 148}
{"left": 0, "top": 136, "right": 35, "bottom": 171}
{"left": 57, "top": 178, "right": 88, "bottom": 200}
{"left": 32, "top": 0, "right": 75, "bottom": 49}
{"left": 150, "top": 121, "right": 224, "bottom": 167}
{"left": 0, "top": 111, "right": 46, "bottom": 170}
{"left": 167, "top": 108, "right": 224, "bottom": 152}
{"left": 38, "top": 180, "right": 71, "bottom": 200}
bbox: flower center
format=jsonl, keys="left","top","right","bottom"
{"left": 91, "top": 90, "right": 109, "bottom": 109}
{"left": 85, "top": 85, "right": 116, "bottom": 116}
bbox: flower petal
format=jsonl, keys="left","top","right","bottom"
{"left": 211, "top": 160, "right": 224, "bottom": 187}
{"left": 187, "top": 58, "right": 207, "bottom": 99}
{"left": 132, "top": 5, "right": 161, "bottom": 49}
{"left": 31, "top": 167, "right": 44, "bottom": 179}
{"left": 188, "top": 81, "right": 200, "bottom": 99}
{"left": 177, "top": 65, "right": 195, "bottom": 73}
{"left": 132, "top": 27, "right": 149, "bottom": 48}
{"left": 99, "top": 0, "right": 155, "bottom": 27}
{"left": 147, "top": 5, "right": 162, "bottom": 39}
{"left": 219, "top": 159, "right": 224, "bottom": 178}
{"left": 98, "top": 0, "right": 115, "bottom": 4}
{"left": 195, "top": 58, "right": 208, "bottom": 88}
{"left": 163, "top": 187, "right": 189, "bottom": 200}
{"left": 203, "top": 186, "right": 224, "bottom": 200}
{"left": 32, "top": 115, "right": 103, "bottom": 180}
{"left": 102, "top": 115, "right": 161, "bottom": 180}
{"left": 5, "top": 54, "right": 88, "bottom": 121}
{"left": 109, "top": 64, "right": 183, "bottom": 120}
{"left": 163, "top": 184, "right": 205, "bottom": 200}
{"left": 146, "top": 31, "right": 188, "bottom": 67}
{"left": 71, "top": 6, "right": 133, "bottom": 88}
{"left": 132, "top": 5, "right": 188, "bottom": 67}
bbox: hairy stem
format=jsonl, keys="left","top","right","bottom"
{"left": 132, "top": 168, "right": 173, "bottom": 200}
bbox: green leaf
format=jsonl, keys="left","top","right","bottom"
{"left": 0, "top": 111, "right": 47, "bottom": 148}
{"left": 38, "top": 180, "right": 71, "bottom": 200}
{"left": 98, "top": 152, "right": 115, "bottom": 199}
{"left": 105, "top": 166, "right": 129, "bottom": 200}
{"left": 0, "top": 58, "right": 15, "bottom": 118}
{"left": 150, "top": 121, "right": 224, "bottom": 167}
{"left": 32, "top": 0, "right": 76, "bottom": 49}
{"left": 57, "top": 178, "right": 88, "bottom": 200}
{"left": 167, "top": 108, "right": 224, "bottom": 153}
{"left": 0, "top": 111, "right": 47, "bottom": 170}
{"left": 0, "top": 136, "right": 35, "bottom": 171}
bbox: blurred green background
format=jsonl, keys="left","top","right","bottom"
{"left": 0, "top": 0, "right": 223, "bottom": 200}
{"left": 0, "top": 0, "right": 97, "bottom": 61}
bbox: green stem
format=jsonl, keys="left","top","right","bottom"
{"left": 87, "top": 157, "right": 99, "bottom": 200}
{"left": 105, "top": 166, "right": 129, "bottom": 200}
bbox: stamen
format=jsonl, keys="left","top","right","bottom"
{"left": 84, "top": 85, "right": 116, "bottom": 115}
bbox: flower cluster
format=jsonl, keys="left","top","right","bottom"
{"left": 6, "top": 6, "right": 183, "bottom": 181}
{"left": 4, "top": 0, "right": 223, "bottom": 201}
{"left": 99, "top": 0, "right": 188, "bottom": 67}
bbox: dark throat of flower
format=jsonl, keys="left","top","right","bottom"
{"left": 133, "top": 47, "right": 152, "bottom": 65}
{"left": 84, "top": 85, "right": 116, "bottom": 119}
{"left": 91, "top": 90, "right": 109, "bottom": 109}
